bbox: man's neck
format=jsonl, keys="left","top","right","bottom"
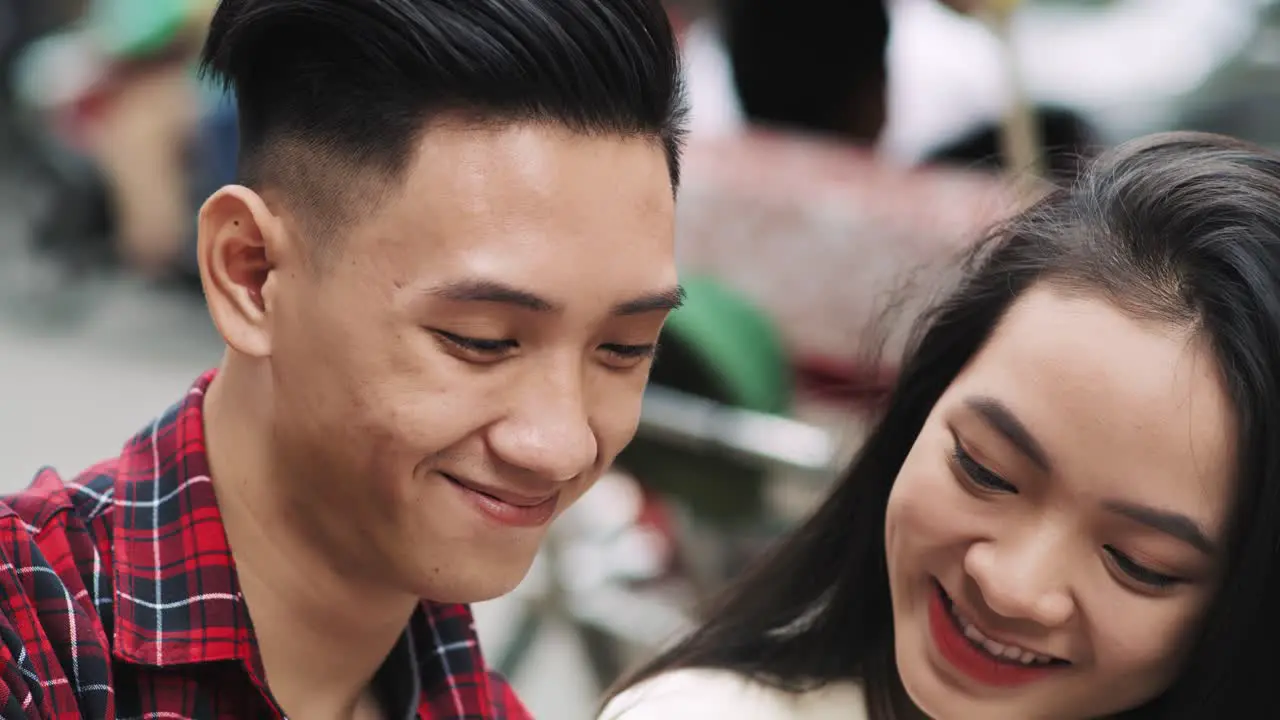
{"left": 203, "top": 359, "right": 419, "bottom": 720}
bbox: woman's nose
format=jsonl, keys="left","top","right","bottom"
{"left": 964, "top": 536, "right": 1076, "bottom": 627}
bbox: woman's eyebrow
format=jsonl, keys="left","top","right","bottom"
{"left": 964, "top": 395, "right": 1051, "bottom": 470}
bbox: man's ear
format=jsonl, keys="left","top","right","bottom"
{"left": 198, "top": 185, "right": 296, "bottom": 358}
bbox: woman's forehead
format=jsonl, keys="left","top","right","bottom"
{"left": 944, "top": 287, "right": 1236, "bottom": 538}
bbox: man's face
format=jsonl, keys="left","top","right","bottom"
{"left": 265, "top": 121, "right": 678, "bottom": 603}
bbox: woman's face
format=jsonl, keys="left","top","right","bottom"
{"left": 884, "top": 286, "right": 1236, "bottom": 720}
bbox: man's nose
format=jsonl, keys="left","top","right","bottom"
{"left": 487, "top": 368, "right": 598, "bottom": 483}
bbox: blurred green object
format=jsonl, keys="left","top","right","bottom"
{"left": 617, "top": 275, "right": 792, "bottom": 524}
{"left": 663, "top": 276, "right": 790, "bottom": 417}
{"left": 88, "top": 0, "right": 195, "bottom": 59}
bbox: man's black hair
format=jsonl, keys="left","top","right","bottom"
{"left": 199, "top": 0, "right": 688, "bottom": 241}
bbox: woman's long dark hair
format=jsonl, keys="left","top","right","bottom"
{"left": 609, "top": 132, "right": 1280, "bottom": 718}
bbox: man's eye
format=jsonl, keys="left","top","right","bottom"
{"left": 601, "top": 343, "right": 658, "bottom": 360}
{"left": 432, "top": 330, "right": 517, "bottom": 355}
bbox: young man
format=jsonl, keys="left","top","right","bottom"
{"left": 0, "top": 0, "right": 687, "bottom": 718}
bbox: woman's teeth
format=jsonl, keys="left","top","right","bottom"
{"left": 949, "top": 602, "right": 1058, "bottom": 665}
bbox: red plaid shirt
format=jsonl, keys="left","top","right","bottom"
{"left": 0, "top": 371, "right": 531, "bottom": 719}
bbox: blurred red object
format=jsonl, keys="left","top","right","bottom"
{"left": 674, "top": 129, "right": 1024, "bottom": 408}
{"left": 794, "top": 355, "right": 897, "bottom": 412}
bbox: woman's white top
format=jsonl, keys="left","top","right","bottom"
{"left": 598, "top": 668, "right": 869, "bottom": 720}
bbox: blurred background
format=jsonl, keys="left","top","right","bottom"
{"left": 3, "top": 0, "right": 1279, "bottom": 717}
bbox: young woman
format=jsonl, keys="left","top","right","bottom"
{"left": 601, "top": 131, "right": 1280, "bottom": 719}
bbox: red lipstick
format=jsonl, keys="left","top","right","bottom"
{"left": 928, "top": 581, "right": 1066, "bottom": 688}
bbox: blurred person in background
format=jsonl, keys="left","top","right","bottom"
{"left": 10, "top": 0, "right": 229, "bottom": 279}
{"left": 78, "top": 0, "right": 225, "bottom": 278}
{"left": 602, "top": 132, "right": 1280, "bottom": 719}
{"left": 722, "top": 0, "right": 982, "bottom": 144}
{"left": 680, "top": 0, "right": 1092, "bottom": 176}
{"left": 0, "top": 1, "right": 686, "bottom": 719}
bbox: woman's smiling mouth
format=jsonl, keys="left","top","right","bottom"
{"left": 928, "top": 579, "right": 1070, "bottom": 687}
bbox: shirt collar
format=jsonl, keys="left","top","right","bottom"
{"left": 107, "top": 371, "right": 494, "bottom": 720}
{"left": 110, "top": 369, "right": 256, "bottom": 667}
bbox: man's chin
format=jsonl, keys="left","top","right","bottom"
{"left": 412, "top": 558, "right": 539, "bottom": 605}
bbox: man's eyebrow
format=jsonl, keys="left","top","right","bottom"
{"left": 422, "top": 280, "right": 685, "bottom": 316}
{"left": 613, "top": 285, "right": 685, "bottom": 316}
{"left": 424, "top": 279, "right": 555, "bottom": 311}
{"left": 1103, "top": 500, "right": 1217, "bottom": 556}
{"left": 964, "top": 396, "right": 1051, "bottom": 470}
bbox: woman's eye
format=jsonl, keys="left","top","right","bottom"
{"left": 952, "top": 439, "right": 1018, "bottom": 494}
{"left": 1104, "top": 546, "right": 1182, "bottom": 590}
{"left": 433, "top": 330, "right": 517, "bottom": 356}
